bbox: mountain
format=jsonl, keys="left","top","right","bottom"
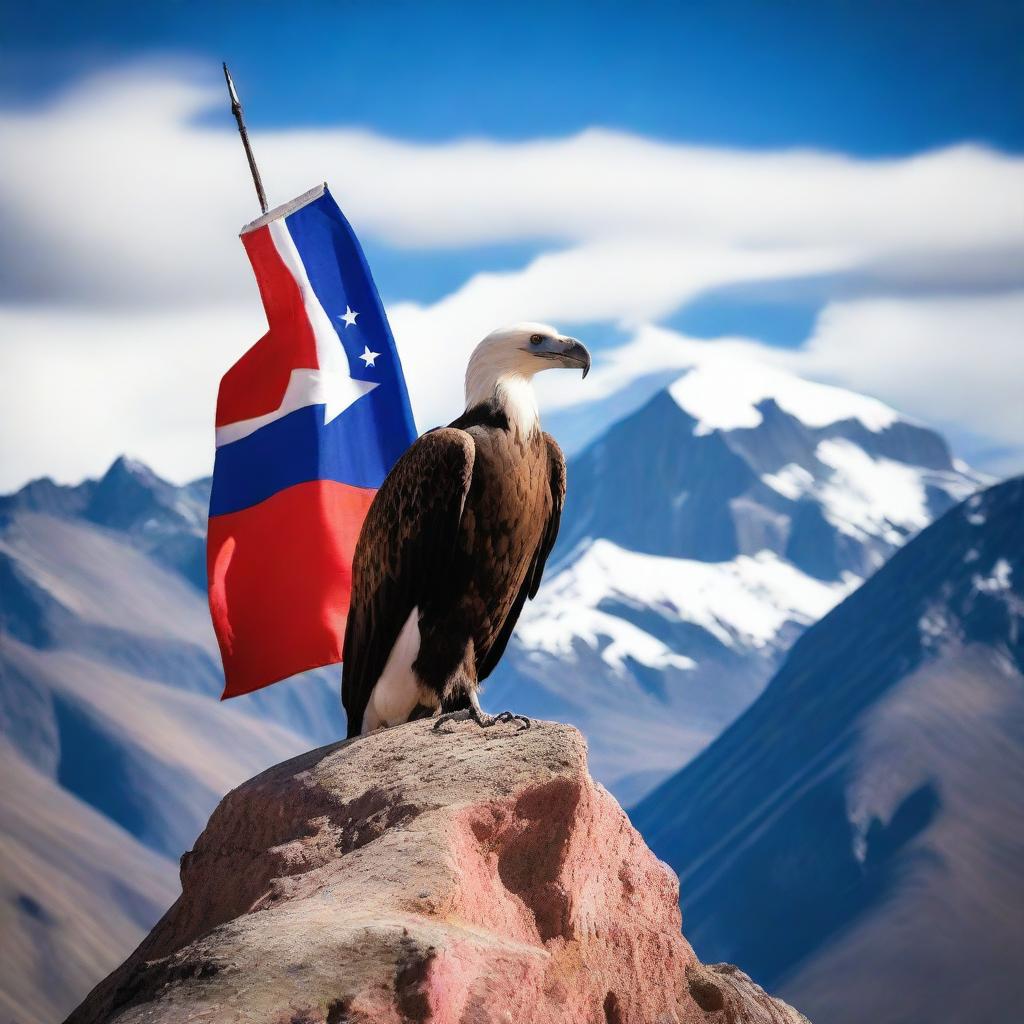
{"left": 1, "top": 455, "right": 209, "bottom": 589}
{"left": 630, "top": 476, "right": 1024, "bottom": 1024}
{"left": 486, "top": 352, "right": 981, "bottom": 801}
{"left": 0, "top": 456, "right": 346, "bottom": 749}
{"left": 0, "top": 458, "right": 348, "bottom": 1023}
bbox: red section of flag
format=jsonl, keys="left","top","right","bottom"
{"left": 215, "top": 226, "right": 320, "bottom": 428}
{"left": 208, "top": 478, "right": 376, "bottom": 698}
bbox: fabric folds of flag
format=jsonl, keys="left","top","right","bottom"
{"left": 208, "top": 184, "right": 416, "bottom": 699}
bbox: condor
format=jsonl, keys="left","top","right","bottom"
{"left": 342, "top": 322, "right": 590, "bottom": 736}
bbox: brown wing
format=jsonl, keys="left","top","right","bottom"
{"left": 342, "top": 428, "right": 476, "bottom": 736}
{"left": 477, "top": 432, "right": 566, "bottom": 681}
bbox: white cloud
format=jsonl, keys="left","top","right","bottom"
{"left": 1, "top": 64, "right": 1023, "bottom": 489}
{"left": 775, "top": 292, "right": 1024, "bottom": 456}
{"left": 2, "top": 65, "right": 1022, "bottom": 309}
{"left": 387, "top": 241, "right": 852, "bottom": 428}
{"left": 0, "top": 303, "right": 261, "bottom": 488}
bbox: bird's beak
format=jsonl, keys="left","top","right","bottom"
{"left": 559, "top": 338, "right": 591, "bottom": 378}
{"left": 526, "top": 335, "right": 592, "bottom": 378}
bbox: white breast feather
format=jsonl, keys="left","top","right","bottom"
{"left": 361, "top": 607, "right": 430, "bottom": 733}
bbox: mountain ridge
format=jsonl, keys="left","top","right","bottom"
{"left": 630, "top": 474, "right": 1024, "bottom": 1024}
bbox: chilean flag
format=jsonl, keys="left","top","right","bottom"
{"left": 208, "top": 184, "right": 417, "bottom": 699}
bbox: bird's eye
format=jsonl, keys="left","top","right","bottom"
{"left": 530, "top": 334, "right": 544, "bottom": 345}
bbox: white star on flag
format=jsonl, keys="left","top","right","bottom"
{"left": 339, "top": 305, "right": 359, "bottom": 327}
{"left": 359, "top": 345, "right": 381, "bottom": 367}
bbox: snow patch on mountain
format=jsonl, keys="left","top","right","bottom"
{"left": 764, "top": 439, "right": 978, "bottom": 548}
{"left": 974, "top": 558, "right": 1013, "bottom": 594}
{"left": 518, "top": 539, "right": 855, "bottom": 666}
{"left": 965, "top": 492, "right": 988, "bottom": 526}
{"left": 668, "top": 354, "right": 900, "bottom": 436}
{"left": 815, "top": 440, "right": 931, "bottom": 542}
{"left": 520, "top": 601, "right": 696, "bottom": 674}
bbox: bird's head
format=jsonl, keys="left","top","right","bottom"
{"left": 464, "top": 321, "right": 590, "bottom": 419}
{"left": 464, "top": 322, "right": 591, "bottom": 434}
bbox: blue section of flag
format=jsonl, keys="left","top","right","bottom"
{"left": 210, "top": 186, "right": 418, "bottom": 517}
{"left": 284, "top": 190, "right": 413, "bottom": 424}
{"left": 210, "top": 389, "right": 410, "bottom": 515}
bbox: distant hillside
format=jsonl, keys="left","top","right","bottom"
{"left": 0, "top": 742, "right": 179, "bottom": 1024}
{"left": 631, "top": 476, "right": 1024, "bottom": 1024}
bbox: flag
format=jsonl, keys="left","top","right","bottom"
{"left": 208, "top": 183, "right": 417, "bottom": 699}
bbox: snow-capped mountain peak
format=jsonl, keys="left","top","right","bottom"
{"left": 488, "top": 355, "right": 982, "bottom": 800}
{"left": 667, "top": 353, "right": 901, "bottom": 437}
{"left": 521, "top": 538, "right": 854, "bottom": 661}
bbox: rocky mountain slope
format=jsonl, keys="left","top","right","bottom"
{"left": 631, "top": 475, "right": 1024, "bottom": 1024}
{"left": 0, "top": 456, "right": 345, "bottom": 747}
{"left": 488, "top": 353, "right": 980, "bottom": 800}
{"left": 67, "top": 718, "right": 810, "bottom": 1024}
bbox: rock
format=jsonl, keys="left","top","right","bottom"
{"left": 66, "top": 716, "right": 809, "bottom": 1024}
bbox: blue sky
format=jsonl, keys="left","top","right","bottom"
{"left": 1, "top": 1, "right": 1022, "bottom": 486}
{"left": 6, "top": 1, "right": 1023, "bottom": 153}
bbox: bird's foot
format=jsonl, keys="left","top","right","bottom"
{"left": 431, "top": 709, "right": 468, "bottom": 732}
{"left": 490, "top": 710, "right": 531, "bottom": 731}
{"left": 432, "top": 706, "right": 531, "bottom": 733}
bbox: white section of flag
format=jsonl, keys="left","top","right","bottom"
{"left": 215, "top": 369, "right": 378, "bottom": 447}
{"left": 215, "top": 218, "right": 378, "bottom": 448}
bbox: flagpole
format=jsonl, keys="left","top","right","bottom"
{"left": 223, "top": 63, "right": 269, "bottom": 215}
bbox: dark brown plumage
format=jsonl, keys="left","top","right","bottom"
{"left": 342, "top": 405, "right": 565, "bottom": 737}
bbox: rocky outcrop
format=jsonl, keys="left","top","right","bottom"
{"left": 67, "top": 717, "right": 809, "bottom": 1024}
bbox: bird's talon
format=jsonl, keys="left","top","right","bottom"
{"left": 431, "top": 710, "right": 465, "bottom": 733}
{"left": 494, "top": 711, "right": 531, "bottom": 731}
{"left": 432, "top": 708, "right": 530, "bottom": 732}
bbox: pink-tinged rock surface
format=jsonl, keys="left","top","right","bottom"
{"left": 65, "top": 716, "right": 809, "bottom": 1024}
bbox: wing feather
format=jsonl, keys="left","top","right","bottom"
{"left": 477, "top": 433, "right": 566, "bottom": 681}
{"left": 342, "top": 428, "right": 476, "bottom": 736}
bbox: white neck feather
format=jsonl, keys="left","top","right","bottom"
{"left": 465, "top": 363, "right": 540, "bottom": 438}
{"left": 494, "top": 374, "right": 540, "bottom": 437}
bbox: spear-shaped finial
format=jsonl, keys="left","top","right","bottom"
{"left": 223, "top": 63, "right": 269, "bottom": 215}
